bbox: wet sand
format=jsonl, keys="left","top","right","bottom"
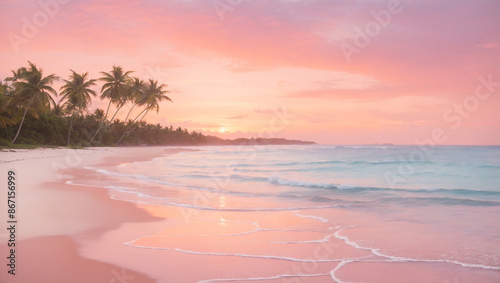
{"left": 2, "top": 146, "right": 499, "bottom": 283}
{"left": 0, "top": 147, "right": 174, "bottom": 283}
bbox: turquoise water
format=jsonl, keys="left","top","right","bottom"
{"left": 97, "top": 145, "right": 500, "bottom": 209}
{"left": 79, "top": 145, "right": 500, "bottom": 282}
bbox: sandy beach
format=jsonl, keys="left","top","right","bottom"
{"left": 0, "top": 147, "right": 321, "bottom": 283}
{"left": 1, "top": 146, "right": 499, "bottom": 283}
{"left": 0, "top": 147, "right": 171, "bottom": 283}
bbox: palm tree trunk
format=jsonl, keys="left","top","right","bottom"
{"left": 67, "top": 114, "right": 75, "bottom": 146}
{"left": 121, "top": 109, "right": 149, "bottom": 143}
{"left": 124, "top": 103, "right": 137, "bottom": 123}
{"left": 129, "top": 109, "right": 149, "bottom": 133}
{"left": 103, "top": 100, "right": 112, "bottom": 120}
{"left": 116, "top": 108, "right": 148, "bottom": 145}
{"left": 89, "top": 119, "right": 105, "bottom": 144}
{"left": 108, "top": 104, "right": 124, "bottom": 124}
{"left": 89, "top": 100, "right": 112, "bottom": 144}
{"left": 12, "top": 96, "right": 35, "bottom": 144}
{"left": 90, "top": 102, "right": 125, "bottom": 144}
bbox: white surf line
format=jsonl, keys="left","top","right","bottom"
{"left": 107, "top": 191, "right": 340, "bottom": 212}
{"left": 132, "top": 230, "right": 336, "bottom": 246}
{"left": 139, "top": 223, "right": 334, "bottom": 241}
{"left": 294, "top": 211, "right": 329, "bottom": 223}
{"left": 85, "top": 167, "right": 345, "bottom": 211}
{"left": 197, "top": 273, "right": 330, "bottom": 283}
{"left": 333, "top": 227, "right": 500, "bottom": 272}
{"left": 330, "top": 260, "right": 357, "bottom": 283}
{"left": 333, "top": 228, "right": 386, "bottom": 257}
{"left": 125, "top": 239, "right": 347, "bottom": 263}
{"left": 107, "top": 188, "right": 302, "bottom": 221}
{"left": 258, "top": 228, "right": 331, "bottom": 233}
{"left": 71, "top": 174, "right": 343, "bottom": 212}
{"left": 268, "top": 233, "right": 336, "bottom": 244}
{"left": 87, "top": 166, "right": 273, "bottom": 197}
{"left": 136, "top": 228, "right": 334, "bottom": 246}
{"left": 151, "top": 229, "right": 260, "bottom": 238}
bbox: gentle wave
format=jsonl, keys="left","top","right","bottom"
{"left": 269, "top": 175, "right": 337, "bottom": 189}
{"left": 87, "top": 165, "right": 500, "bottom": 207}
{"left": 85, "top": 166, "right": 275, "bottom": 198}
{"left": 267, "top": 175, "right": 500, "bottom": 205}
{"left": 78, "top": 145, "right": 500, "bottom": 283}
{"left": 377, "top": 196, "right": 500, "bottom": 207}
{"left": 176, "top": 159, "right": 457, "bottom": 169}
{"left": 86, "top": 164, "right": 500, "bottom": 210}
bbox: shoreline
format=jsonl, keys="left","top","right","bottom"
{"left": 2, "top": 146, "right": 500, "bottom": 282}
{"left": 0, "top": 146, "right": 183, "bottom": 283}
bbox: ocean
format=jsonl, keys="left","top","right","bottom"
{"left": 76, "top": 145, "right": 500, "bottom": 282}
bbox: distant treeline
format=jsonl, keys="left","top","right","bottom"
{"left": 0, "top": 61, "right": 314, "bottom": 148}
{"left": 0, "top": 110, "right": 315, "bottom": 147}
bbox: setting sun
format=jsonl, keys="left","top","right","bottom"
{"left": 1, "top": 0, "right": 498, "bottom": 145}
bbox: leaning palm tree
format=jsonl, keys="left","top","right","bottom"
{"left": 7, "top": 62, "right": 58, "bottom": 143}
{"left": 123, "top": 77, "right": 146, "bottom": 123}
{"left": 60, "top": 70, "right": 97, "bottom": 146}
{"left": 117, "top": 79, "right": 172, "bottom": 144}
{"left": 89, "top": 65, "right": 132, "bottom": 144}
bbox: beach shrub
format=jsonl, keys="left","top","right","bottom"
{"left": 0, "top": 138, "right": 13, "bottom": 147}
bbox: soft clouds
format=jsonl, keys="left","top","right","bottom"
{"left": 1, "top": 0, "right": 499, "bottom": 144}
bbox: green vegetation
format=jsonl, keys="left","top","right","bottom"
{"left": 6, "top": 61, "right": 58, "bottom": 143}
{"left": 1, "top": 61, "right": 315, "bottom": 148}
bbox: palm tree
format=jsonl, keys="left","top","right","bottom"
{"left": 0, "top": 81, "right": 7, "bottom": 95}
{"left": 51, "top": 100, "right": 67, "bottom": 117}
{"left": 0, "top": 80, "right": 15, "bottom": 128}
{"left": 5, "top": 67, "right": 27, "bottom": 83}
{"left": 60, "top": 70, "right": 97, "bottom": 146}
{"left": 99, "top": 65, "right": 133, "bottom": 119}
{"left": 93, "top": 108, "right": 105, "bottom": 121}
{"left": 7, "top": 61, "right": 58, "bottom": 143}
{"left": 117, "top": 79, "right": 172, "bottom": 144}
{"left": 89, "top": 65, "right": 132, "bottom": 144}
{"left": 123, "top": 77, "right": 146, "bottom": 123}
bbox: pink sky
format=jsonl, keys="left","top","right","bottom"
{"left": 1, "top": 0, "right": 499, "bottom": 145}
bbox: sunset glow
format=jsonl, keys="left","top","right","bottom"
{"left": 1, "top": 0, "right": 499, "bottom": 144}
